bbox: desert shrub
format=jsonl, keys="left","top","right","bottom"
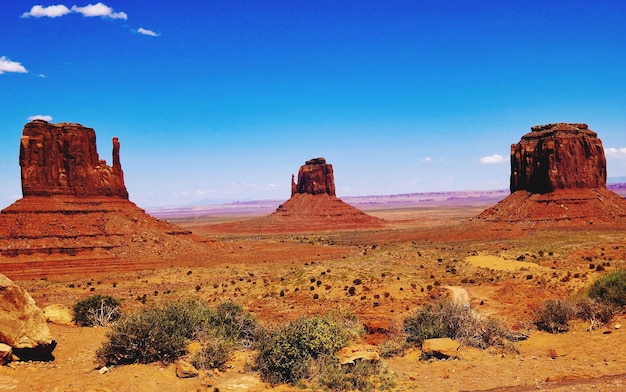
{"left": 256, "top": 315, "right": 349, "bottom": 385}
{"left": 98, "top": 307, "right": 189, "bottom": 364}
{"left": 403, "top": 299, "right": 513, "bottom": 349}
{"left": 191, "top": 335, "right": 233, "bottom": 370}
{"left": 571, "top": 296, "right": 616, "bottom": 330}
{"left": 209, "top": 301, "right": 263, "bottom": 348}
{"left": 588, "top": 269, "right": 626, "bottom": 307}
{"left": 73, "top": 295, "right": 121, "bottom": 327}
{"left": 534, "top": 299, "right": 575, "bottom": 333}
{"left": 97, "top": 300, "right": 260, "bottom": 366}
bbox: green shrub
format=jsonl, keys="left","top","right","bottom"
{"left": 97, "top": 300, "right": 259, "bottom": 366}
{"left": 256, "top": 315, "right": 349, "bottom": 385}
{"left": 534, "top": 299, "right": 574, "bottom": 333}
{"left": 588, "top": 269, "right": 626, "bottom": 307}
{"left": 73, "top": 295, "right": 121, "bottom": 327}
{"left": 403, "top": 299, "right": 513, "bottom": 349}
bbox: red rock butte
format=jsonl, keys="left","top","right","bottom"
{"left": 479, "top": 123, "right": 626, "bottom": 225}
{"left": 0, "top": 121, "right": 206, "bottom": 280}
{"left": 204, "top": 158, "right": 384, "bottom": 233}
{"left": 19, "top": 120, "right": 128, "bottom": 198}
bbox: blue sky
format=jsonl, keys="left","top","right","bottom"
{"left": 2, "top": 1, "right": 626, "bottom": 208}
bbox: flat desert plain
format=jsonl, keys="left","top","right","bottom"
{"left": 2, "top": 199, "right": 626, "bottom": 391}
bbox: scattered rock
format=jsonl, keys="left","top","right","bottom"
{"left": 176, "top": 360, "right": 199, "bottom": 378}
{"left": 421, "top": 338, "right": 460, "bottom": 359}
{"left": 43, "top": 304, "right": 74, "bottom": 326}
{"left": 0, "top": 273, "right": 56, "bottom": 361}
{"left": 98, "top": 366, "right": 110, "bottom": 375}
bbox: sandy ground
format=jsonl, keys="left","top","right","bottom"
{"left": 2, "top": 204, "right": 626, "bottom": 391}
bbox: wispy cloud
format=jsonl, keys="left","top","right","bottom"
{"left": 137, "top": 27, "right": 160, "bottom": 37}
{"left": 480, "top": 154, "right": 506, "bottom": 164}
{"left": 71, "top": 3, "right": 127, "bottom": 19}
{"left": 0, "top": 56, "right": 28, "bottom": 74}
{"left": 21, "top": 5, "right": 71, "bottom": 18}
{"left": 421, "top": 157, "right": 432, "bottom": 163}
{"left": 27, "top": 115, "right": 53, "bottom": 122}
{"left": 21, "top": 3, "right": 127, "bottom": 20}
{"left": 605, "top": 147, "right": 626, "bottom": 160}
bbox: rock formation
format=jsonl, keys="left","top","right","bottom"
{"left": 479, "top": 123, "right": 626, "bottom": 225}
{"left": 205, "top": 158, "right": 383, "bottom": 233}
{"left": 20, "top": 120, "right": 128, "bottom": 198}
{"left": 0, "top": 120, "right": 208, "bottom": 280}
{"left": 510, "top": 123, "right": 606, "bottom": 193}
{"left": 0, "top": 273, "right": 56, "bottom": 361}
{"left": 291, "top": 157, "right": 336, "bottom": 196}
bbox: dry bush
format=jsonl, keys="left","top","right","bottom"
{"left": 73, "top": 295, "right": 121, "bottom": 327}
{"left": 403, "top": 299, "right": 515, "bottom": 349}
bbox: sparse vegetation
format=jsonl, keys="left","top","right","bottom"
{"left": 97, "top": 300, "right": 259, "bottom": 366}
{"left": 73, "top": 294, "right": 121, "bottom": 327}
{"left": 588, "top": 269, "right": 626, "bottom": 307}
{"left": 256, "top": 315, "right": 349, "bottom": 385}
{"left": 403, "top": 299, "right": 514, "bottom": 349}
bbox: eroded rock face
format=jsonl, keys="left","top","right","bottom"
{"left": 510, "top": 123, "right": 607, "bottom": 193}
{"left": 291, "top": 157, "right": 336, "bottom": 196}
{"left": 20, "top": 120, "right": 128, "bottom": 198}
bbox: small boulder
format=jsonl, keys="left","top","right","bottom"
{"left": 340, "top": 350, "right": 380, "bottom": 367}
{"left": 421, "top": 338, "right": 460, "bottom": 359}
{"left": 176, "top": 360, "right": 199, "bottom": 378}
{"left": 0, "top": 274, "right": 56, "bottom": 361}
{"left": 43, "top": 304, "right": 74, "bottom": 326}
{"left": 0, "top": 343, "right": 12, "bottom": 365}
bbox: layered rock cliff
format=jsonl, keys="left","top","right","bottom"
{"left": 510, "top": 123, "right": 606, "bottom": 193}
{"left": 20, "top": 120, "right": 128, "bottom": 198}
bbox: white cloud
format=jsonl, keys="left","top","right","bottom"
{"left": 27, "top": 115, "right": 53, "bottom": 122}
{"left": 480, "top": 154, "right": 506, "bottom": 164}
{"left": 137, "top": 27, "right": 159, "bottom": 37}
{"left": 0, "top": 56, "right": 28, "bottom": 74}
{"left": 71, "top": 3, "right": 127, "bottom": 19}
{"left": 605, "top": 147, "right": 626, "bottom": 160}
{"left": 21, "top": 4, "right": 71, "bottom": 18}
{"left": 421, "top": 157, "right": 432, "bottom": 163}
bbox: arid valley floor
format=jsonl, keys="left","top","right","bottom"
{"left": 2, "top": 197, "right": 626, "bottom": 391}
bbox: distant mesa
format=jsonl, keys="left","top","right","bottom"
{"left": 479, "top": 123, "right": 626, "bottom": 224}
{"left": 0, "top": 120, "right": 206, "bottom": 279}
{"left": 204, "top": 157, "right": 384, "bottom": 233}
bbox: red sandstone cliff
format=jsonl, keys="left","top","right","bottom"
{"left": 19, "top": 120, "right": 128, "bottom": 198}
{"left": 510, "top": 123, "right": 606, "bottom": 193}
{"left": 291, "top": 157, "right": 336, "bottom": 196}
